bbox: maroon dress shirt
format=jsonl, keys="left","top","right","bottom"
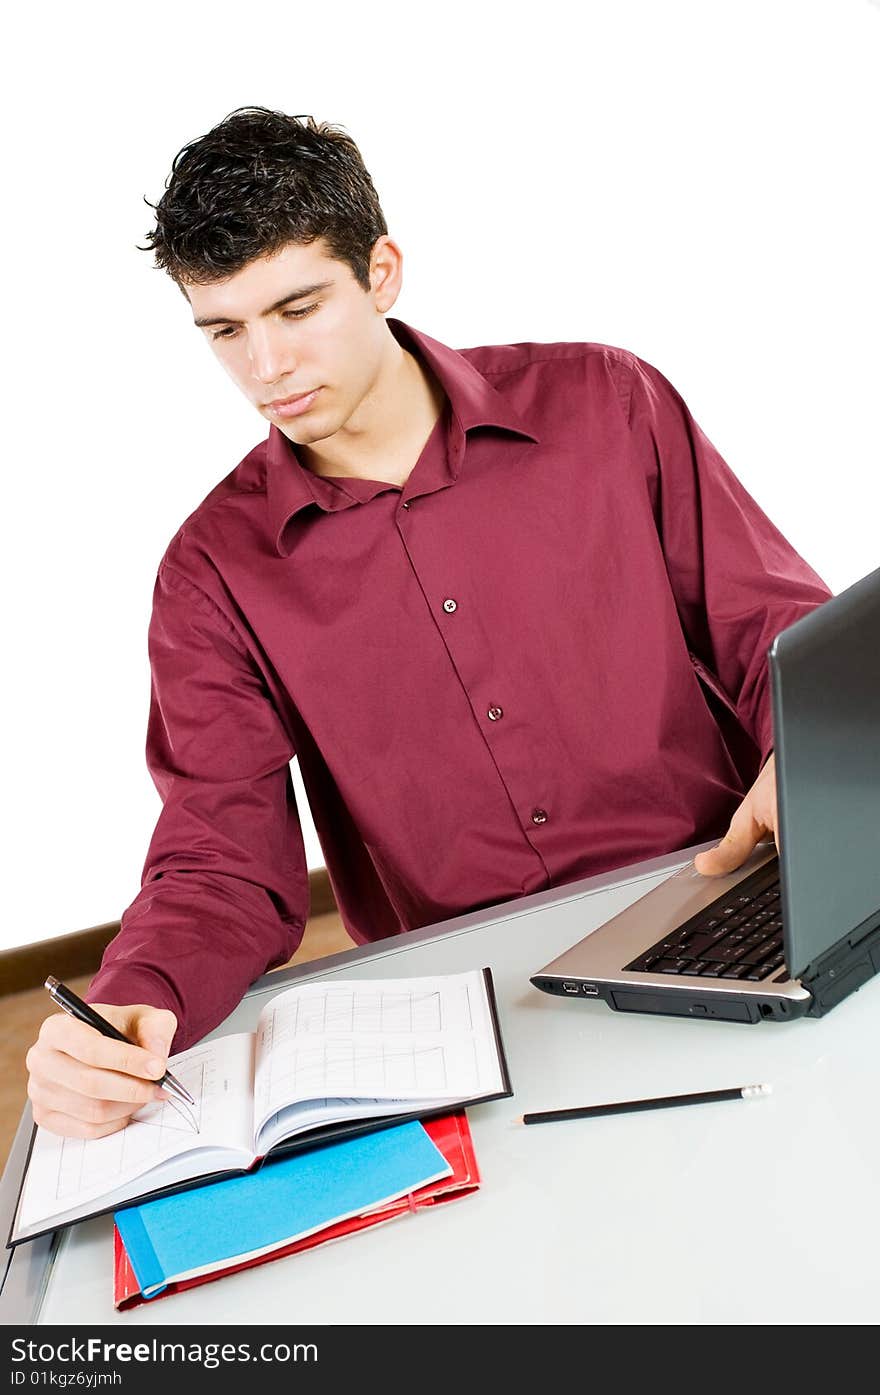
{"left": 88, "top": 318, "right": 831, "bottom": 1050}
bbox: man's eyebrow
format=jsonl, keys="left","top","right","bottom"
{"left": 192, "top": 280, "right": 334, "bottom": 328}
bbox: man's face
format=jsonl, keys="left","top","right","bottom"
{"left": 183, "top": 238, "right": 392, "bottom": 446}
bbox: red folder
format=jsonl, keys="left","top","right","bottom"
{"left": 113, "top": 1111, "right": 479, "bottom": 1310}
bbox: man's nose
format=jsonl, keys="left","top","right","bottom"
{"left": 248, "top": 327, "right": 294, "bottom": 385}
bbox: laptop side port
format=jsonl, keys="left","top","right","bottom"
{"left": 562, "top": 982, "right": 580, "bottom": 994}
{"left": 581, "top": 984, "right": 600, "bottom": 996}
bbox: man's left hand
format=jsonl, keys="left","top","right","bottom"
{"left": 693, "top": 753, "right": 778, "bottom": 877}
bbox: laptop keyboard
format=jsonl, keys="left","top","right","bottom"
{"left": 624, "top": 865, "right": 788, "bottom": 982}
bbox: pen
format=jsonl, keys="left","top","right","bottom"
{"left": 520, "top": 1082, "right": 772, "bottom": 1125}
{"left": 44, "top": 976, "right": 195, "bottom": 1108}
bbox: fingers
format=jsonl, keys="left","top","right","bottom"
{"left": 25, "top": 1003, "right": 176, "bottom": 1140}
{"left": 694, "top": 754, "right": 779, "bottom": 878}
{"left": 28, "top": 1115, "right": 129, "bottom": 1140}
{"left": 28, "top": 1086, "right": 158, "bottom": 1139}
{"left": 694, "top": 809, "right": 765, "bottom": 877}
{"left": 26, "top": 1038, "right": 165, "bottom": 1106}
{"left": 132, "top": 1007, "right": 178, "bottom": 1062}
{"left": 28, "top": 1071, "right": 161, "bottom": 1138}
{"left": 36, "top": 1008, "right": 167, "bottom": 1081}
{"left": 26, "top": 1042, "right": 165, "bottom": 1138}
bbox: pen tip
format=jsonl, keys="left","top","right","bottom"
{"left": 44, "top": 976, "right": 58, "bottom": 992}
{"left": 742, "top": 1083, "right": 773, "bottom": 1098}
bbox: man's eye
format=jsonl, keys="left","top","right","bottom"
{"left": 210, "top": 304, "right": 317, "bottom": 341}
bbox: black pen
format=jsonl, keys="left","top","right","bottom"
{"left": 44, "top": 976, "right": 195, "bottom": 1108}
{"left": 520, "top": 1083, "right": 772, "bottom": 1125}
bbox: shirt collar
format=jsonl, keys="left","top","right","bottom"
{"left": 266, "top": 317, "right": 539, "bottom": 556}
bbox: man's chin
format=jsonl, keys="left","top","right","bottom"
{"left": 275, "top": 418, "right": 334, "bottom": 449}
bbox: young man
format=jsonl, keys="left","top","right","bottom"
{"left": 25, "top": 107, "right": 830, "bottom": 1138}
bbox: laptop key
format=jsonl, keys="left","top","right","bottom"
{"left": 741, "top": 944, "right": 776, "bottom": 965}
{"left": 742, "top": 931, "right": 769, "bottom": 948}
{"left": 703, "top": 943, "right": 748, "bottom": 962}
{"left": 684, "top": 933, "right": 727, "bottom": 958}
{"left": 624, "top": 874, "right": 786, "bottom": 978}
{"left": 624, "top": 954, "right": 659, "bottom": 971}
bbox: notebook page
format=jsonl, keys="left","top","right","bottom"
{"left": 16, "top": 1031, "right": 256, "bottom": 1235}
{"left": 252, "top": 969, "right": 503, "bottom": 1144}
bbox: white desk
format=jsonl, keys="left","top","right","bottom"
{"left": 3, "top": 841, "right": 879, "bottom": 1325}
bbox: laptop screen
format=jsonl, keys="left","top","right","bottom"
{"left": 770, "top": 566, "right": 880, "bottom": 978}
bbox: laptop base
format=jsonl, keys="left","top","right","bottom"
{"left": 529, "top": 975, "right": 810, "bottom": 1023}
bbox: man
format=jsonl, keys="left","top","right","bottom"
{"left": 25, "top": 107, "right": 830, "bottom": 1138}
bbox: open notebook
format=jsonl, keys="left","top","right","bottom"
{"left": 9, "top": 966, "right": 510, "bottom": 1245}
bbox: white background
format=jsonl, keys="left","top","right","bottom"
{"left": 3, "top": 0, "right": 878, "bottom": 951}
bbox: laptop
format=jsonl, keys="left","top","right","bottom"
{"left": 531, "top": 564, "right": 880, "bottom": 1024}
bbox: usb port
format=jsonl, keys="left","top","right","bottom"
{"left": 581, "top": 983, "right": 599, "bottom": 997}
{"left": 562, "top": 982, "right": 580, "bottom": 994}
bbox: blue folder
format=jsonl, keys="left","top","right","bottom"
{"left": 115, "top": 1120, "right": 451, "bottom": 1299}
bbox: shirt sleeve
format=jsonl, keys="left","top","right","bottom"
{"left": 87, "top": 562, "right": 310, "bottom": 1052}
{"left": 612, "top": 352, "right": 833, "bottom": 765}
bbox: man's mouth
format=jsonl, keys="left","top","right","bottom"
{"left": 265, "top": 389, "right": 322, "bottom": 417}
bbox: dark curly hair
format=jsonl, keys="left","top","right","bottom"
{"left": 139, "top": 106, "right": 388, "bottom": 291}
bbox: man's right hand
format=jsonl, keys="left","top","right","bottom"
{"left": 25, "top": 1003, "right": 178, "bottom": 1139}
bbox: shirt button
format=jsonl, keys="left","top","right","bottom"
{"left": 401, "top": 501, "right": 410, "bottom": 510}
{"left": 531, "top": 808, "right": 548, "bottom": 825}
{"left": 443, "top": 598, "right": 457, "bottom": 613}
{"left": 487, "top": 706, "right": 503, "bottom": 721}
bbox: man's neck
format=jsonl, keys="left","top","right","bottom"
{"left": 297, "top": 338, "right": 447, "bottom": 486}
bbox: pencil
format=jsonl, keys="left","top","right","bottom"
{"left": 520, "top": 1083, "right": 772, "bottom": 1125}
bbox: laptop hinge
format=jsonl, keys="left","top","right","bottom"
{"left": 801, "top": 906, "right": 880, "bottom": 1016}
